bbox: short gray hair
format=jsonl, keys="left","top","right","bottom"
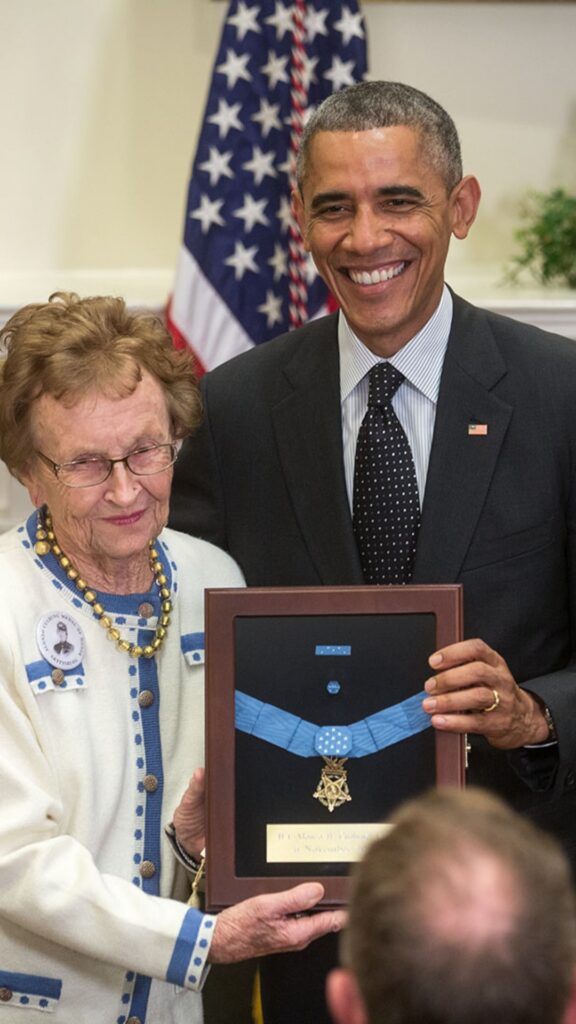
{"left": 296, "top": 80, "right": 463, "bottom": 192}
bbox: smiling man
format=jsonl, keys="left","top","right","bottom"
{"left": 292, "top": 118, "right": 478, "bottom": 357}
{"left": 171, "top": 82, "right": 576, "bottom": 1024}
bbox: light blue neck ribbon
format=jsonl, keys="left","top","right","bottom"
{"left": 235, "top": 689, "right": 430, "bottom": 759}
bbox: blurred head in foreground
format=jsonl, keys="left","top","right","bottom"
{"left": 327, "top": 787, "right": 576, "bottom": 1024}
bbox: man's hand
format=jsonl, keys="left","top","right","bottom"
{"left": 209, "top": 882, "right": 345, "bottom": 963}
{"left": 173, "top": 767, "right": 205, "bottom": 859}
{"left": 422, "top": 638, "right": 550, "bottom": 749}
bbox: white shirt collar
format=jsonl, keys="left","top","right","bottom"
{"left": 339, "top": 285, "right": 453, "bottom": 403}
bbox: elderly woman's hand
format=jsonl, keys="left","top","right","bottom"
{"left": 173, "top": 767, "right": 206, "bottom": 860}
{"left": 209, "top": 883, "right": 345, "bottom": 963}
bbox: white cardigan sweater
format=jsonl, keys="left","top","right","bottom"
{"left": 0, "top": 515, "right": 244, "bottom": 1023}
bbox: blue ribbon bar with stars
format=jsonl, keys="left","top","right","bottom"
{"left": 315, "top": 645, "right": 351, "bottom": 656}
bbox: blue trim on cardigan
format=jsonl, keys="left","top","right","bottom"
{"left": 24, "top": 510, "right": 174, "bottom": 616}
{"left": 137, "top": 648, "right": 164, "bottom": 897}
{"left": 181, "top": 632, "right": 205, "bottom": 654}
{"left": 0, "top": 970, "right": 62, "bottom": 1000}
{"left": 127, "top": 974, "right": 152, "bottom": 1022}
{"left": 166, "top": 908, "right": 204, "bottom": 987}
{"left": 26, "top": 659, "right": 85, "bottom": 682}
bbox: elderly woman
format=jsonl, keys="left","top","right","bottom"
{"left": 0, "top": 293, "right": 341, "bottom": 1024}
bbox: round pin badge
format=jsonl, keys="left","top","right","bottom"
{"left": 36, "top": 612, "right": 86, "bottom": 670}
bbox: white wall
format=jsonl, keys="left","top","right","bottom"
{"left": 1, "top": 0, "right": 575, "bottom": 312}
{"left": 0, "top": 0, "right": 226, "bottom": 308}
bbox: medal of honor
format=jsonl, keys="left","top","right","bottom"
{"left": 313, "top": 756, "right": 352, "bottom": 812}
{"left": 235, "top": 687, "right": 431, "bottom": 812}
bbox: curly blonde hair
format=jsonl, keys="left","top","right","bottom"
{"left": 0, "top": 292, "right": 201, "bottom": 479}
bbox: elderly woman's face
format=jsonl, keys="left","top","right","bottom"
{"left": 24, "top": 371, "right": 175, "bottom": 570}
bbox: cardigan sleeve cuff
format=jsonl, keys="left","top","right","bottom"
{"left": 166, "top": 907, "right": 217, "bottom": 991}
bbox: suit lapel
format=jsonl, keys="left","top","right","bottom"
{"left": 271, "top": 318, "right": 364, "bottom": 584}
{"left": 267, "top": 298, "right": 513, "bottom": 587}
{"left": 413, "top": 296, "right": 513, "bottom": 583}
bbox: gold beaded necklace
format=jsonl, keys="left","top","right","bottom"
{"left": 34, "top": 509, "right": 172, "bottom": 659}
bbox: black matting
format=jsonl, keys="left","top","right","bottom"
{"left": 234, "top": 612, "right": 435, "bottom": 877}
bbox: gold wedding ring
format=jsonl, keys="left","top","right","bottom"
{"left": 482, "top": 688, "right": 500, "bottom": 714}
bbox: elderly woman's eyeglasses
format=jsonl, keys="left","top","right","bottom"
{"left": 35, "top": 442, "right": 180, "bottom": 489}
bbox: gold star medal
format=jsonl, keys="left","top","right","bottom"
{"left": 313, "top": 757, "right": 352, "bottom": 812}
{"left": 313, "top": 726, "right": 353, "bottom": 812}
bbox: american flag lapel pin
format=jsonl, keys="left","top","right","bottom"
{"left": 468, "top": 423, "right": 488, "bottom": 436}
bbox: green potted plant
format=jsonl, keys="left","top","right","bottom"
{"left": 506, "top": 188, "right": 576, "bottom": 289}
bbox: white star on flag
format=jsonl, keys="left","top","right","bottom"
{"left": 334, "top": 6, "right": 365, "bottom": 46}
{"left": 306, "top": 7, "right": 329, "bottom": 42}
{"left": 198, "top": 147, "right": 234, "bottom": 186}
{"left": 276, "top": 195, "right": 294, "bottom": 234}
{"left": 228, "top": 1, "right": 261, "bottom": 41}
{"left": 324, "top": 54, "right": 356, "bottom": 90}
{"left": 242, "top": 145, "right": 277, "bottom": 185}
{"left": 233, "top": 193, "right": 271, "bottom": 232}
{"left": 258, "top": 289, "right": 284, "bottom": 327}
{"left": 268, "top": 242, "right": 289, "bottom": 281}
{"left": 260, "top": 49, "right": 290, "bottom": 89}
{"left": 216, "top": 48, "right": 252, "bottom": 89}
{"left": 251, "top": 97, "right": 282, "bottom": 137}
{"left": 265, "top": 2, "right": 295, "bottom": 40}
{"left": 208, "top": 99, "right": 244, "bottom": 139}
{"left": 190, "top": 194, "right": 225, "bottom": 234}
{"left": 225, "top": 241, "right": 260, "bottom": 280}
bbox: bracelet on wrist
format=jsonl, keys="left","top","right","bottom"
{"left": 165, "top": 822, "right": 205, "bottom": 872}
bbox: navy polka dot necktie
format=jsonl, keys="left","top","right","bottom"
{"left": 353, "top": 363, "right": 421, "bottom": 585}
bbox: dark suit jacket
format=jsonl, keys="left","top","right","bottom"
{"left": 171, "top": 292, "right": 576, "bottom": 1017}
{"left": 173, "top": 291, "right": 576, "bottom": 827}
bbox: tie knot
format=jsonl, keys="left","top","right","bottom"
{"left": 368, "top": 362, "right": 404, "bottom": 407}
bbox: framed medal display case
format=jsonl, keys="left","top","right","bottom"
{"left": 204, "top": 585, "right": 464, "bottom": 909}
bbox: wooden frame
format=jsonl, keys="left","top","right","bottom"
{"left": 205, "top": 584, "right": 464, "bottom": 909}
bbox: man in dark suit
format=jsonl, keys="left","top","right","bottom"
{"left": 171, "top": 81, "right": 576, "bottom": 1022}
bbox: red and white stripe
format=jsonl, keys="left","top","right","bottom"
{"left": 287, "top": 0, "right": 309, "bottom": 331}
{"left": 167, "top": 248, "right": 253, "bottom": 373}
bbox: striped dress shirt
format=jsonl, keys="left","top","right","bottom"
{"left": 339, "top": 286, "right": 453, "bottom": 512}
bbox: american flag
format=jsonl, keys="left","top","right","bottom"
{"left": 168, "top": 0, "right": 368, "bottom": 372}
